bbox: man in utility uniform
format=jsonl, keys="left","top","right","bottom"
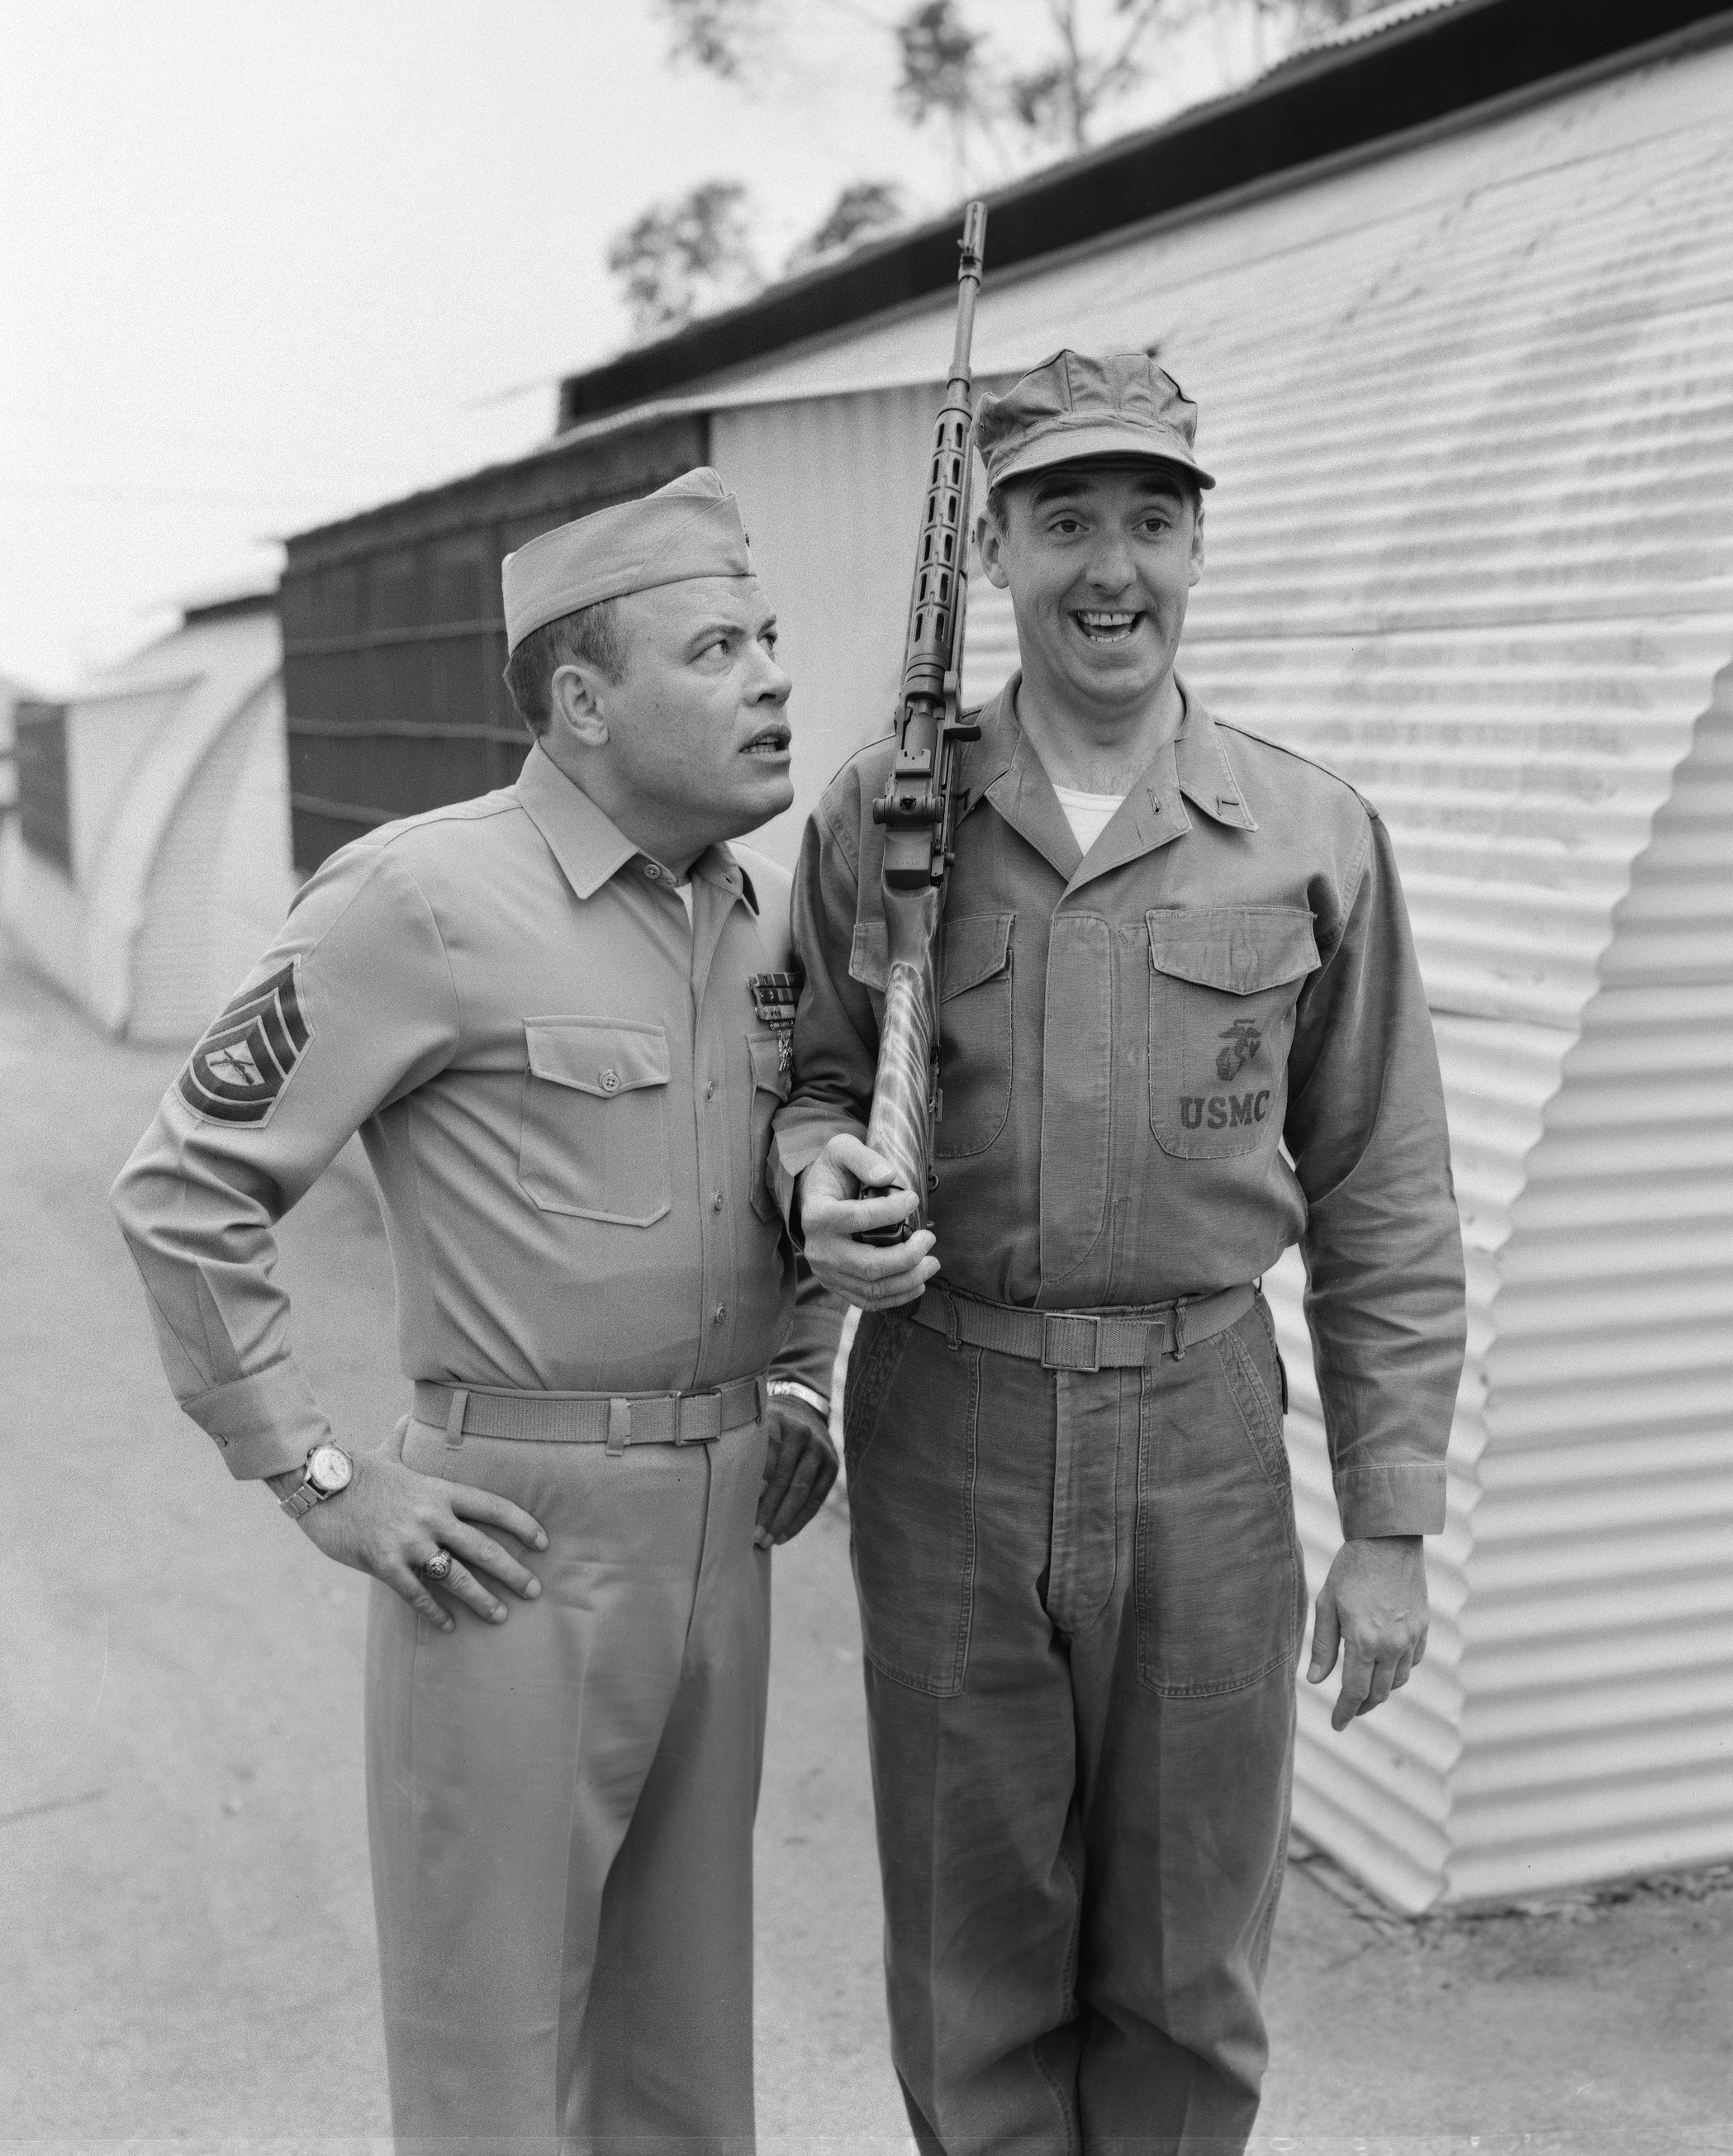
{"left": 112, "top": 468, "right": 842, "bottom": 2153}
{"left": 776, "top": 354, "right": 1466, "bottom": 2153}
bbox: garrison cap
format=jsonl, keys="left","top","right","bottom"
{"left": 501, "top": 467, "right": 753, "bottom": 653}
{"left": 976, "top": 350, "right": 1214, "bottom": 492}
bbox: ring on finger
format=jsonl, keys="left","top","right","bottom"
{"left": 420, "top": 1548, "right": 453, "bottom": 1584}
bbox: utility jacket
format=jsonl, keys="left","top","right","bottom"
{"left": 772, "top": 678, "right": 1465, "bottom": 1538}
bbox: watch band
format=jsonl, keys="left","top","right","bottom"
{"left": 279, "top": 1476, "right": 323, "bottom": 1521}
{"left": 766, "top": 1378, "right": 830, "bottom": 1419}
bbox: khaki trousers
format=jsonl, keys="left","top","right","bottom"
{"left": 845, "top": 1295, "right": 1303, "bottom": 2156}
{"left": 365, "top": 1411, "right": 772, "bottom": 2156}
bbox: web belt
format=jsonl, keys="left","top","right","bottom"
{"left": 908, "top": 1281, "right": 1255, "bottom": 1371}
{"left": 412, "top": 1374, "right": 767, "bottom": 1454}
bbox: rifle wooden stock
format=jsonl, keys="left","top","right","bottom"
{"left": 857, "top": 892, "right": 939, "bottom": 1247}
{"left": 857, "top": 202, "right": 988, "bottom": 1248}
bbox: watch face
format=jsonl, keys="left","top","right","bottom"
{"left": 307, "top": 1443, "right": 353, "bottom": 1494}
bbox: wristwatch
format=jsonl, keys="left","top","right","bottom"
{"left": 278, "top": 1441, "right": 354, "bottom": 1521}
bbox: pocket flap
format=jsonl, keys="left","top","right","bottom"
{"left": 849, "top": 919, "right": 889, "bottom": 993}
{"left": 748, "top": 1031, "right": 791, "bottom": 1099}
{"left": 1146, "top": 908, "right": 1318, "bottom": 995}
{"left": 525, "top": 1018, "right": 670, "bottom": 1097}
{"left": 939, "top": 913, "right": 1014, "bottom": 1002}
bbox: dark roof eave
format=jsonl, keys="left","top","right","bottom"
{"left": 555, "top": 0, "right": 1733, "bottom": 429}
{"left": 181, "top": 588, "right": 278, "bottom": 627}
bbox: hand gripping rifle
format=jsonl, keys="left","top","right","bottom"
{"left": 858, "top": 201, "right": 988, "bottom": 1247}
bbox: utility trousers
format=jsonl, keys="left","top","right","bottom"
{"left": 843, "top": 1290, "right": 1303, "bottom": 2156}
{"left": 365, "top": 1409, "right": 772, "bottom": 2156}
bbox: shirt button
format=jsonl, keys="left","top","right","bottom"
{"left": 643, "top": 862, "right": 661, "bottom": 880}
{"left": 600, "top": 1068, "right": 620, "bottom": 1093}
{"left": 713, "top": 1304, "right": 726, "bottom": 1326}
{"left": 705, "top": 1081, "right": 717, "bottom": 1100}
{"left": 712, "top": 1192, "right": 724, "bottom": 1211}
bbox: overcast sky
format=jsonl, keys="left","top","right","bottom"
{"left": 1, "top": 0, "right": 1255, "bottom": 689}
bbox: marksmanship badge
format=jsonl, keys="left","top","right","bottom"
{"left": 748, "top": 971, "right": 800, "bottom": 1078}
{"left": 178, "top": 961, "right": 313, "bottom": 1125}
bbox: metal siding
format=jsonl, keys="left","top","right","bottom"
{"left": 702, "top": 36, "right": 1733, "bottom": 1906}
{"left": 131, "top": 677, "right": 295, "bottom": 1042}
{"left": 1446, "top": 664, "right": 1733, "bottom": 1904}
{"left": 711, "top": 388, "right": 939, "bottom": 869}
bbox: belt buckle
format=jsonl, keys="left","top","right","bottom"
{"left": 673, "top": 1387, "right": 723, "bottom": 1445}
{"left": 1042, "top": 1313, "right": 1102, "bottom": 1374}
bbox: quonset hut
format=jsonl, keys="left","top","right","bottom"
{"left": 278, "top": 0, "right": 1733, "bottom": 1910}
{"left": 2, "top": 590, "right": 293, "bottom": 1042}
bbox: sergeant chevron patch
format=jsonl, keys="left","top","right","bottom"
{"left": 178, "top": 962, "right": 312, "bottom": 1124}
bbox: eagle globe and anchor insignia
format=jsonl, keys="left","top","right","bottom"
{"left": 1215, "top": 1018, "right": 1264, "bottom": 1082}
{"left": 1177, "top": 1015, "right": 1273, "bottom": 1135}
{"left": 178, "top": 962, "right": 312, "bottom": 1125}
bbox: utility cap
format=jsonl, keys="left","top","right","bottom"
{"left": 501, "top": 467, "right": 753, "bottom": 653}
{"left": 976, "top": 350, "right": 1214, "bottom": 492}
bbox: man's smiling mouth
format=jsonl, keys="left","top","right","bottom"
{"left": 1072, "top": 610, "right": 1142, "bottom": 643}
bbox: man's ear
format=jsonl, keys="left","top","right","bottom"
{"left": 1188, "top": 501, "right": 1206, "bottom": 589}
{"left": 547, "top": 661, "right": 610, "bottom": 749}
{"left": 976, "top": 509, "right": 1011, "bottom": 591}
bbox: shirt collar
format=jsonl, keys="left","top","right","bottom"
{"left": 693, "top": 843, "right": 758, "bottom": 914}
{"left": 515, "top": 742, "right": 759, "bottom": 912}
{"left": 957, "top": 680, "right": 1019, "bottom": 812}
{"left": 515, "top": 742, "right": 638, "bottom": 899}
{"left": 1172, "top": 687, "right": 1257, "bottom": 830}
{"left": 962, "top": 674, "right": 1257, "bottom": 833}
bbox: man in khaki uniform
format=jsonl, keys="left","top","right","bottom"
{"left": 112, "top": 468, "right": 842, "bottom": 2153}
{"left": 777, "top": 356, "right": 1466, "bottom": 2153}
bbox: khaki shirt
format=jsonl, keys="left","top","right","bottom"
{"left": 773, "top": 680, "right": 1465, "bottom": 1539}
{"left": 114, "top": 743, "right": 841, "bottom": 1481}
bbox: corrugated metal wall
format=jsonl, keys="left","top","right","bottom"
{"left": 712, "top": 387, "right": 938, "bottom": 870}
{"left": 0, "top": 607, "right": 296, "bottom": 1042}
{"left": 131, "top": 674, "right": 293, "bottom": 1042}
{"left": 1449, "top": 663, "right": 1733, "bottom": 1903}
{"left": 700, "top": 28, "right": 1733, "bottom": 1907}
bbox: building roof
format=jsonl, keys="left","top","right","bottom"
{"left": 549, "top": 0, "right": 1733, "bottom": 430}
{"left": 178, "top": 584, "right": 278, "bottom": 628}
{"left": 283, "top": 0, "right": 1733, "bottom": 558}
{"left": 1259, "top": 0, "right": 1465, "bottom": 76}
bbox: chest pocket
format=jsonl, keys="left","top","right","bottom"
{"left": 935, "top": 913, "right": 1014, "bottom": 1160}
{"left": 747, "top": 1031, "right": 791, "bottom": 1223}
{"left": 518, "top": 1018, "right": 671, "bottom": 1225}
{"left": 850, "top": 913, "right": 1015, "bottom": 1161}
{"left": 1147, "top": 909, "right": 1318, "bottom": 1160}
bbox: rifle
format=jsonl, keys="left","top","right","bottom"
{"left": 858, "top": 201, "right": 989, "bottom": 1247}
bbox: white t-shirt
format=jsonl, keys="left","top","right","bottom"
{"left": 673, "top": 879, "right": 694, "bottom": 925}
{"left": 1052, "top": 784, "right": 1127, "bottom": 856}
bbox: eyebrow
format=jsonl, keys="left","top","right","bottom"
{"left": 683, "top": 612, "right": 776, "bottom": 652}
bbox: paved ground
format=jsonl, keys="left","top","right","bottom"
{"left": 2, "top": 949, "right": 1730, "bottom": 2154}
